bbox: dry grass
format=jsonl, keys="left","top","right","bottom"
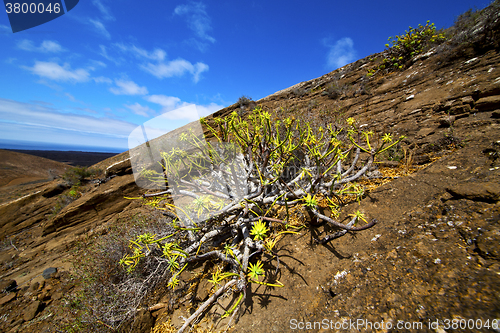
{"left": 152, "top": 318, "right": 223, "bottom": 333}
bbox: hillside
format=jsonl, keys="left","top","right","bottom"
{"left": 0, "top": 2, "right": 499, "bottom": 332}
{"left": 0, "top": 149, "right": 71, "bottom": 207}
{"left": 0, "top": 149, "right": 70, "bottom": 188}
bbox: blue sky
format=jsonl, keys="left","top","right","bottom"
{"left": 0, "top": 0, "right": 492, "bottom": 152}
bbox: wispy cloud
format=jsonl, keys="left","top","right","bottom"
{"left": 0, "top": 25, "right": 10, "bottom": 33}
{"left": 73, "top": 106, "right": 99, "bottom": 115}
{"left": 125, "top": 102, "right": 155, "bottom": 117}
{"left": 88, "top": 19, "right": 111, "bottom": 39}
{"left": 114, "top": 43, "right": 166, "bottom": 61}
{"left": 174, "top": 2, "right": 215, "bottom": 51}
{"left": 31, "top": 100, "right": 53, "bottom": 106}
{"left": 114, "top": 43, "right": 209, "bottom": 83}
{"left": 99, "top": 45, "right": 122, "bottom": 65}
{"left": 65, "top": 92, "right": 76, "bottom": 101}
{"left": 142, "top": 59, "right": 209, "bottom": 83}
{"left": 109, "top": 79, "right": 148, "bottom": 95}
{"left": 324, "top": 37, "right": 357, "bottom": 70}
{"left": 0, "top": 98, "right": 136, "bottom": 139}
{"left": 24, "top": 61, "right": 91, "bottom": 82}
{"left": 17, "top": 40, "right": 65, "bottom": 53}
{"left": 93, "top": 76, "right": 112, "bottom": 84}
{"left": 87, "top": 60, "right": 106, "bottom": 70}
{"left": 92, "top": 0, "right": 114, "bottom": 21}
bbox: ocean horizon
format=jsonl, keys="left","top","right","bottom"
{"left": 0, "top": 139, "right": 127, "bottom": 154}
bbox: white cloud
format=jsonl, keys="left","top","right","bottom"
{"left": 324, "top": 37, "right": 357, "bottom": 70}
{"left": 73, "top": 107, "right": 99, "bottom": 115}
{"left": 142, "top": 59, "right": 209, "bottom": 83}
{"left": 145, "top": 94, "right": 183, "bottom": 111}
{"left": 88, "top": 19, "right": 110, "bottom": 39}
{"left": 24, "top": 61, "right": 91, "bottom": 82}
{"left": 87, "top": 60, "right": 106, "bottom": 70}
{"left": 145, "top": 94, "right": 222, "bottom": 120}
{"left": 115, "top": 43, "right": 166, "bottom": 61}
{"left": 112, "top": 43, "right": 209, "bottom": 83}
{"left": 31, "top": 100, "right": 53, "bottom": 106}
{"left": 125, "top": 103, "right": 155, "bottom": 117}
{"left": 109, "top": 79, "right": 148, "bottom": 95}
{"left": 0, "top": 98, "right": 136, "bottom": 139}
{"left": 99, "top": 45, "right": 122, "bottom": 65}
{"left": 65, "top": 92, "right": 76, "bottom": 101}
{"left": 17, "top": 40, "right": 65, "bottom": 53}
{"left": 92, "top": 0, "right": 114, "bottom": 20}
{"left": 93, "top": 76, "right": 112, "bottom": 84}
{"left": 174, "top": 2, "right": 215, "bottom": 49}
{"left": 0, "top": 25, "right": 10, "bottom": 32}
{"left": 196, "top": 103, "right": 223, "bottom": 118}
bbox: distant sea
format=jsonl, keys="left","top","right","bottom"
{"left": 0, "top": 139, "right": 126, "bottom": 154}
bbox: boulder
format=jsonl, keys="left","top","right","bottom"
{"left": 475, "top": 95, "right": 500, "bottom": 112}
{"left": 447, "top": 182, "right": 500, "bottom": 202}
{"left": 0, "top": 292, "right": 16, "bottom": 306}
{"left": 105, "top": 158, "right": 132, "bottom": 177}
{"left": 41, "top": 183, "right": 68, "bottom": 198}
{"left": 42, "top": 267, "right": 57, "bottom": 280}
{"left": 0, "top": 279, "right": 17, "bottom": 293}
{"left": 23, "top": 300, "right": 41, "bottom": 321}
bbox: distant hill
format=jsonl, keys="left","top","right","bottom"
{"left": 0, "top": 149, "right": 70, "bottom": 187}
{"left": 4, "top": 149, "right": 118, "bottom": 167}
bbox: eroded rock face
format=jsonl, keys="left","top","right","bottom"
{"left": 42, "top": 174, "right": 139, "bottom": 236}
{"left": 1, "top": 8, "right": 500, "bottom": 333}
{"left": 105, "top": 158, "right": 133, "bottom": 177}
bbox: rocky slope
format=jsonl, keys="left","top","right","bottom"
{"left": 0, "top": 3, "right": 500, "bottom": 332}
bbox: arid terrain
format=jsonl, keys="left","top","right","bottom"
{"left": 1, "top": 3, "right": 500, "bottom": 333}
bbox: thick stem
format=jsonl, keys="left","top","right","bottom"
{"left": 178, "top": 279, "right": 237, "bottom": 333}
{"left": 310, "top": 207, "right": 378, "bottom": 231}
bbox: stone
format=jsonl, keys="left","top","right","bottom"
{"left": 29, "top": 282, "right": 39, "bottom": 292}
{"left": 196, "top": 278, "right": 213, "bottom": 302}
{"left": 130, "top": 309, "right": 155, "bottom": 332}
{"left": 378, "top": 161, "right": 400, "bottom": 168}
{"left": 461, "top": 96, "right": 474, "bottom": 105}
{"left": 38, "top": 291, "right": 50, "bottom": 301}
{"left": 105, "top": 158, "right": 132, "bottom": 177}
{"left": 42, "top": 267, "right": 57, "bottom": 280}
{"left": 447, "top": 182, "right": 500, "bottom": 202}
{"left": 386, "top": 249, "right": 398, "bottom": 260}
{"left": 51, "top": 291, "right": 63, "bottom": 301}
{"left": 438, "top": 115, "right": 455, "bottom": 127}
{"left": 475, "top": 95, "right": 500, "bottom": 112}
{"left": 41, "top": 183, "right": 68, "bottom": 198}
{"left": 413, "top": 155, "right": 431, "bottom": 165}
{"left": 23, "top": 300, "right": 41, "bottom": 321}
{"left": 476, "top": 230, "right": 500, "bottom": 259}
{"left": 0, "top": 292, "right": 16, "bottom": 305}
{"left": 450, "top": 104, "right": 471, "bottom": 115}
{"left": 415, "top": 127, "right": 436, "bottom": 138}
{"left": 8, "top": 323, "right": 22, "bottom": 333}
{"left": 0, "top": 279, "right": 17, "bottom": 293}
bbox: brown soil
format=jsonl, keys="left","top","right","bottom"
{"left": 0, "top": 149, "right": 69, "bottom": 188}
{"left": 1, "top": 9, "right": 500, "bottom": 333}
